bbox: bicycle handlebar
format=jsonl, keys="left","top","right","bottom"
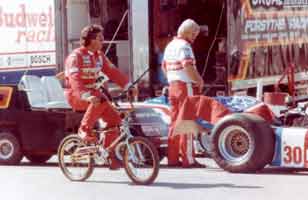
{"left": 99, "top": 85, "right": 136, "bottom": 110}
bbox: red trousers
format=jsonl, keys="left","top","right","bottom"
{"left": 65, "top": 89, "right": 121, "bottom": 152}
{"left": 168, "top": 81, "right": 198, "bottom": 166}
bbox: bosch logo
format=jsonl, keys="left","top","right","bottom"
{"left": 30, "top": 55, "right": 51, "bottom": 64}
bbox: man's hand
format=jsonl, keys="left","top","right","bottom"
{"left": 185, "top": 66, "right": 204, "bottom": 94}
{"left": 55, "top": 71, "right": 65, "bottom": 81}
{"left": 197, "top": 80, "right": 204, "bottom": 94}
{"left": 86, "top": 96, "right": 100, "bottom": 106}
{"left": 127, "top": 87, "right": 138, "bottom": 99}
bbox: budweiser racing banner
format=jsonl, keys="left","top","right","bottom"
{"left": 0, "top": 0, "right": 56, "bottom": 73}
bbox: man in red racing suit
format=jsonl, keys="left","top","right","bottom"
{"left": 162, "top": 19, "right": 205, "bottom": 168}
{"left": 64, "top": 25, "right": 134, "bottom": 169}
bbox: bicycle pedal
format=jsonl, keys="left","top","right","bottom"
{"left": 94, "top": 148, "right": 110, "bottom": 165}
{"left": 98, "top": 147, "right": 109, "bottom": 158}
{"left": 94, "top": 154, "right": 108, "bottom": 165}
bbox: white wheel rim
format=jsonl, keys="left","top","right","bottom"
{"left": 59, "top": 137, "right": 92, "bottom": 181}
{"left": 218, "top": 125, "right": 255, "bottom": 165}
{"left": 0, "top": 139, "right": 14, "bottom": 159}
{"left": 126, "top": 141, "right": 156, "bottom": 183}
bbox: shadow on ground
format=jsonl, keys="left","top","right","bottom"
{"left": 10, "top": 162, "right": 308, "bottom": 177}
{"left": 86, "top": 179, "right": 263, "bottom": 189}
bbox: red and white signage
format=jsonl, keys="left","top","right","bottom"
{"left": 0, "top": 0, "right": 56, "bottom": 72}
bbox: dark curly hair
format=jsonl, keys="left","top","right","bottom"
{"left": 80, "top": 24, "right": 104, "bottom": 47}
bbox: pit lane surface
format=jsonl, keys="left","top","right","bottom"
{"left": 0, "top": 157, "right": 307, "bottom": 200}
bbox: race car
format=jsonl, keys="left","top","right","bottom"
{"left": 140, "top": 92, "right": 308, "bottom": 173}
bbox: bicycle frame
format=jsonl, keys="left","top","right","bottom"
{"left": 73, "top": 101, "right": 142, "bottom": 165}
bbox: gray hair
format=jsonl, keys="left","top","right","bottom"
{"left": 177, "top": 19, "right": 200, "bottom": 38}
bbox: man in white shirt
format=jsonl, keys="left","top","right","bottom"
{"left": 162, "top": 19, "right": 205, "bottom": 167}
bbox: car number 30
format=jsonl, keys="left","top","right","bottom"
{"left": 283, "top": 145, "right": 308, "bottom": 165}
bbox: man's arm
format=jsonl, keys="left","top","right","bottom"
{"left": 102, "top": 55, "right": 129, "bottom": 89}
{"left": 102, "top": 55, "right": 139, "bottom": 98}
{"left": 184, "top": 65, "right": 204, "bottom": 86}
{"left": 179, "top": 45, "right": 204, "bottom": 91}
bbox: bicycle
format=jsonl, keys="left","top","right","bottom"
{"left": 57, "top": 90, "right": 160, "bottom": 185}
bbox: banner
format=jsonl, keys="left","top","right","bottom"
{"left": 228, "top": 0, "right": 308, "bottom": 82}
{"left": 0, "top": 0, "right": 56, "bottom": 72}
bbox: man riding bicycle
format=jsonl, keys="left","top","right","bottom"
{"left": 64, "top": 24, "right": 136, "bottom": 170}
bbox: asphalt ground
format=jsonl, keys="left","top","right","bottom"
{"left": 0, "top": 157, "right": 308, "bottom": 200}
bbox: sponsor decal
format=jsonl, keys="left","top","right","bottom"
{"left": 0, "top": 51, "right": 55, "bottom": 70}
{"left": 140, "top": 126, "right": 162, "bottom": 137}
{"left": 135, "top": 112, "right": 161, "bottom": 119}
{"left": 250, "top": 0, "right": 283, "bottom": 9}
{"left": 30, "top": 55, "right": 51, "bottom": 65}
{"left": 68, "top": 67, "right": 79, "bottom": 74}
{"left": 0, "top": 4, "right": 55, "bottom": 43}
{"left": 250, "top": 0, "right": 308, "bottom": 10}
{"left": 6, "top": 55, "right": 26, "bottom": 66}
{"left": 243, "top": 17, "right": 308, "bottom": 42}
{"left": 96, "top": 60, "right": 102, "bottom": 69}
{"left": 0, "top": 1, "right": 56, "bottom": 72}
{"left": 82, "top": 55, "right": 91, "bottom": 65}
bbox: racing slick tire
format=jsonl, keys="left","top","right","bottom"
{"left": 210, "top": 113, "right": 275, "bottom": 173}
{"left": 0, "top": 131, "right": 23, "bottom": 165}
{"left": 25, "top": 153, "right": 53, "bottom": 164}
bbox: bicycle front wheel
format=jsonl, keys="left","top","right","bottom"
{"left": 123, "top": 137, "right": 159, "bottom": 185}
{"left": 58, "top": 135, "right": 94, "bottom": 181}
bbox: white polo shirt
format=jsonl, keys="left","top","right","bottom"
{"left": 162, "top": 37, "right": 196, "bottom": 84}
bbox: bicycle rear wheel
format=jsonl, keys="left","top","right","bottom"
{"left": 58, "top": 135, "right": 94, "bottom": 181}
{"left": 123, "top": 137, "right": 159, "bottom": 185}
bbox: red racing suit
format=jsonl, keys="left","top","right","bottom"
{"left": 64, "top": 47, "right": 129, "bottom": 165}
{"left": 162, "top": 37, "right": 199, "bottom": 166}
